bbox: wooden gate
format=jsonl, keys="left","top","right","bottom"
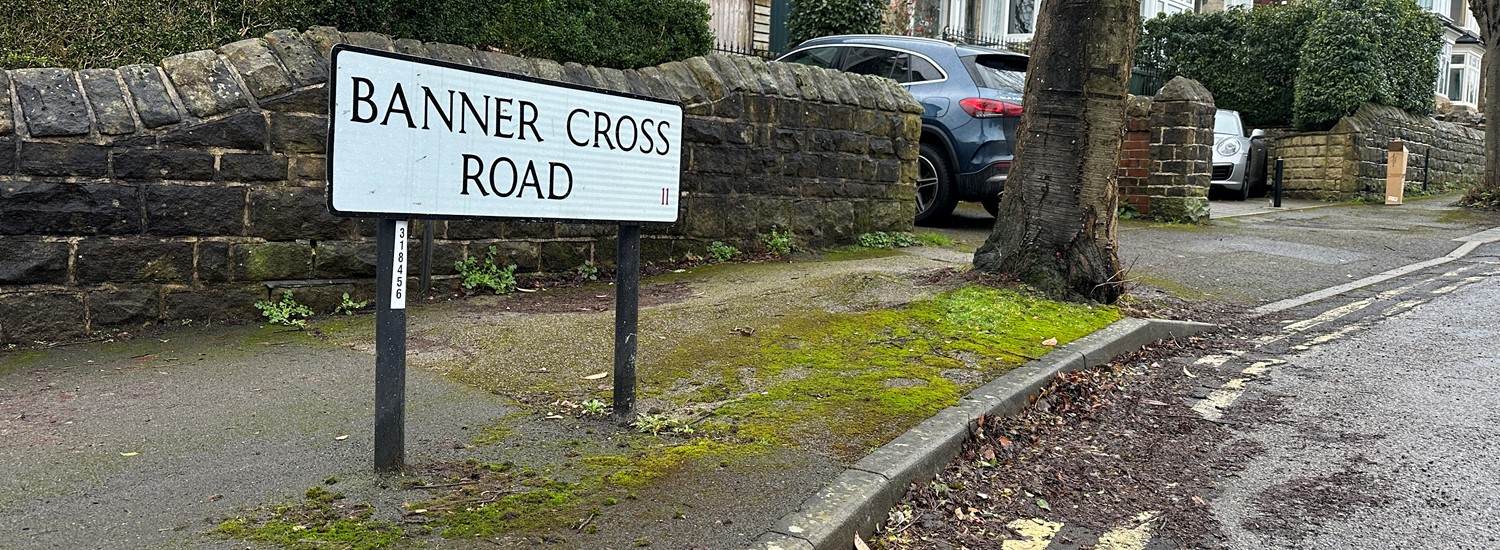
{"left": 707, "top": 0, "right": 754, "bottom": 49}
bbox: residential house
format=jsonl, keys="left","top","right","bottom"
{"left": 906, "top": 0, "right": 1193, "bottom": 43}
{"left": 704, "top": 0, "right": 786, "bottom": 53}
{"left": 1422, "top": 0, "right": 1484, "bottom": 109}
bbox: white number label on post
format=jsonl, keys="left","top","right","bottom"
{"left": 391, "top": 220, "right": 408, "bottom": 310}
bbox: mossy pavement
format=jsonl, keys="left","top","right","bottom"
{"left": 0, "top": 240, "right": 1121, "bottom": 549}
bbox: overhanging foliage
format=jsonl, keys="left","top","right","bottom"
{"left": 1136, "top": 0, "right": 1441, "bottom": 130}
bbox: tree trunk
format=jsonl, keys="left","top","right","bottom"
{"left": 972, "top": 0, "right": 1139, "bottom": 303}
{"left": 1469, "top": 0, "right": 1500, "bottom": 202}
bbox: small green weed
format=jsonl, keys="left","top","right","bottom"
{"left": 455, "top": 246, "right": 519, "bottom": 294}
{"left": 1118, "top": 199, "right": 1141, "bottom": 220}
{"left": 706, "top": 241, "right": 741, "bottom": 263}
{"left": 631, "top": 414, "right": 695, "bottom": 436}
{"left": 334, "top": 293, "right": 369, "bottom": 315}
{"left": 857, "top": 231, "right": 918, "bottom": 249}
{"left": 580, "top": 399, "right": 609, "bottom": 417}
{"left": 576, "top": 261, "right": 599, "bottom": 281}
{"left": 759, "top": 227, "right": 796, "bottom": 257}
{"left": 255, "top": 291, "right": 314, "bottom": 328}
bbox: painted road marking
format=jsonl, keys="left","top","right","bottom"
{"left": 1096, "top": 511, "right": 1160, "bottom": 550}
{"left": 1251, "top": 227, "right": 1500, "bottom": 315}
{"left": 1192, "top": 360, "right": 1284, "bottom": 421}
{"left": 1001, "top": 518, "right": 1062, "bottom": 550}
{"left": 1434, "top": 276, "right": 1486, "bottom": 295}
{"left": 1193, "top": 352, "right": 1242, "bottom": 368}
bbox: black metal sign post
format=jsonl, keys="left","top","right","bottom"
{"left": 374, "top": 218, "right": 409, "bottom": 471}
{"left": 612, "top": 224, "right": 642, "bottom": 422}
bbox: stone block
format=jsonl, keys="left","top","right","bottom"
{"left": 313, "top": 240, "right": 378, "bottom": 278}
{"left": 232, "top": 241, "right": 314, "bottom": 280}
{"left": 17, "top": 142, "right": 109, "bottom": 177}
{"left": 680, "top": 196, "right": 724, "bottom": 237}
{"left": 343, "top": 31, "right": 395, "bottom": 52}
{"left": 393, "top": 38, "right": 428, "bottom": 57}
{"left": 119, "top": 65, "right": 183, "bottom": 129}
{"left": 79, "top": 69, "right": 137, "bottom": 135}
{"left": 560, "top": 63, "right": 595, "bottom": 87}
{"left": 248, "top": 187, "right": 358, "bottom": 240}
{"left": 270, "top": 113, "right": 327, "bottom": 153}
{"left": 531, "top": 58, "right": 565, "bottom": 82}
{"left": 0, "top": 239, "right": 70, "bottom": 284}
{"left": 424, "top": 43, "right": 475, "bottom": 65}
{"left": 198, "top": 241, "right": 231, "bottom": 283}
{"left": 538, "top": 241, "right": 590, "bottom": 273}
{"left": 505, "top": 222, "right": 556, "bottom": 240}
{"left": 0, "top": 182, "right": 139, "bottom": 235}
{"left": 75, "top": 238, "right": 195, "bottom": 283}
{"left": 0, "top": 137, "right": 13, "bottom": 175}
{"left": 220, "top": 38, "right": 295, "bottom": 99}
{"left": 261, "top": 86, "right": 327, "bottom": 113}
{"left": 161, "top": 50, "right": 249, "bottom": 118}
{"left": 161, "top": 112, "right": 268, "bottom": 150}
{"left": 114, "top": 149, "right": 216, "bottom": 181}
{"left": 164, "top": 284, "right": 266, "bottom": 324}
{"left": 265, "top": 29, "right": 328, "bottom": 86}
{"left": 220, "top": 153, "right": 289, "bottom": 182}
{"left": 88, "top": 286, "right": 161, "bottom": 328}
{"left": 682, "top": 57, "right": 726, "bottom": 101}
{"left": 11, "top": 68, "right": 91, "bottom": 137}
{"left": 0, "top": 72, "right": 13, "bottom": 135}
{"left": 291, "top": 155, "right": 326, "bottom": 182}
{"left": 477, "top": 52, "right": 534, "bottom": 76}
{"left": 144, "top": 184, "right": 247, "bottom": 236}
{"left": 0, "top": 292, "right": 87, "bottom": 342}
{"left": 302, "top": 27, "right": 346, "bottom": 59}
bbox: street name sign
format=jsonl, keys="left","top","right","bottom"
{"left": 328, "top": 46, "right": 682, "bottom": 223}
{"left": 325, "top": 45, "right": 682, "bottom": 471}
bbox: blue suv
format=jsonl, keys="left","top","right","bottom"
{"left": 777, "top": 35, "right": 1028, "bottom": 224}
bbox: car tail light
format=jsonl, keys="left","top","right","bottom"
{"left": 959, "top": 98, "right": 1023, "bottom": 118}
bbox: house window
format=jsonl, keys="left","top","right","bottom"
{"left": 1436, "top": 42, "right": 1452, "bottom": 96}
{"left": 1466, "top": 53, "right": 1481, "bottom": 104}
{"left": 1417, "top": 0, "right": 1433, "bottom": 9}
{"left": 1446, "top": 51, "right": 1480, "bottom": 105}
{"left": 1010, "top": 0, "right": 1037, "bottom": 34}
{"left": 1448, "top": 54, "right": 1465, "bottom": 102}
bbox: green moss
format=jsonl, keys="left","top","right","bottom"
{"left": 915, "top": 232, "right": 957, "bottom": 247}
{"left": 215, "top": 487, "right": 403, "bottom": 550}
{"left": 0, "top": 350, "right": 45, "bottom": 377}
{"left": 650, "top": 285, "right": 1120, "bottom": 459}
{"left": 1130, "top": 276, "right": 1215, "bottom": 301}
{"left": 471, "top": 423, "right": 513, "bottom": 446}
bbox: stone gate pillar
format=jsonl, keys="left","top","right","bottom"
{"left": 1145, "top": 76, "right": 1215, "bottom": 223}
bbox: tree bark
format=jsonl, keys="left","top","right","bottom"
{"left": 1469, "top": 0, "right": 1500, "bottom": 204}
{"left": 972, "top": 0, "right": 1139, "bottom": 303}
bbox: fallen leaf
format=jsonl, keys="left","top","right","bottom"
{"left": 1183, "top": 366, "right": 1198, "bottom": 378}
{"left": 982, "top": 448, "right": 996, "bottom": 461}
{"left": 411, "top": 508, "right": 428, "bottom": 515}
{"left": 998, "top": 436, "right": 1014, "bottom": 449}
{"left": 545, "top": 414, "right": 565, "bottom": 420}
{"left": 853, "top": 532, "right": 871, "bottom": 550}
{"left": 205, "top": 494, "right": 224, "bottom": 502}
{"left": 516, "top": 288, "right": 538, "bottom": 293}
{"left": 335, "top": 435, "right": 350, "bottom": 441}
{"left": 119, "top": 452, "right": 139, "bottom": 457}
{"left": 1192, "top": 496, "right": 1207, "bottom": 506}
{"left": 1036, "top": 498, "right": 1051, "bottom": 511}
{"left": 583, "top": 372, "right": 609, "bottom": 380}
{"left": 1041, "top": 337, "right": 1058, "bottom": 346}
{"left": 1141, "top": 399, "right": 1170, "bottom": 407}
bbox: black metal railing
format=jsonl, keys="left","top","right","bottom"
{"left": 1129, "top": 66, "right": 1167, "bottom": 96}
{"left": 939, "top": 27, "right": 1031, "bottom": 54}
{"left": 712, "top": 41, "right": 783, "bottom": 60}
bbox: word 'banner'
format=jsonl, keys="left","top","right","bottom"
{"left": 327, "top": 46, "right": 683, "bottom": 223}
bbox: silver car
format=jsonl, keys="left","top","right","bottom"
{"left": 1211, "top": 109, "right": 1268, "bottom": 200}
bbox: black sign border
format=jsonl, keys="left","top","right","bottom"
{"left": 324, "top": 44, "right": 684, "bottom": 225}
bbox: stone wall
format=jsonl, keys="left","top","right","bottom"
{"left": 1265, "top": 103, "right": 1485, "bottom": 199}
{"left": 0, "top": 27, "right": 921, "bottom": 343}
{"left": 1116, "top": 77, "right": 1215, "bottom": 223}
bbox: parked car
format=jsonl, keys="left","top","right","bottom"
{"left": 776, "top": 35, "right": 1028, "bottom": 224}
{"left": 1211, "top": 109, "right": 1269, "bottom": 200}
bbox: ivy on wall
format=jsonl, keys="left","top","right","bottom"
{"left": 1136, "top": 0, "right": 1441, "bottom": 130}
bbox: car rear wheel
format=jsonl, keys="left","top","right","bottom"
{"left": 916, "top": 143, "right": 958, "bottom": 225}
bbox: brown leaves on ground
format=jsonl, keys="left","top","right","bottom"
{"left": 875, "top": 337, "right": 1255, "bottom": 550}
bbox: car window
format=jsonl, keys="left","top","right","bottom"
{"left": 780, "top": 47, "right": 840, "bottom": 69}
{"left": 909, "top": 56, "right": 943, "bottom": 83}
{"left": 1214, "top": 110, "right": 1244, "bottom": 137}
{"left": 841, "top": 47, "right": 904, "bottom": 79}
{"left": 968, "top": 54, "right": 1027, "bottom": 94}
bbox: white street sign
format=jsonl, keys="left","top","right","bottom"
{"left": 327, "top": 46, "right": 683, "bottom": 223}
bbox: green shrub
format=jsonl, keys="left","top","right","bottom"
{"left": 788, "top": 0, "right": 885, "bottom": 46}
{"left": 759, "top": 228, "right": 796, "bottom": 258}
{"left": 1136, "top": 0, "right": 1439, "bottom": 129}
{"left": 1, "top": 0, "right": 712, "bottom": 70}
{"left": 455, "top": 246, "right": 518, "bottom": 294}
{"left": 1292, "top": 6, "right": 1386, "bottom": 130}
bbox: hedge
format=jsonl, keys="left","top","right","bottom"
{"left": 788, "top": 0, "right": 886, "bottom": 46}
{"left": 0, "top": 0, "right": 713, "bottom": 70}
{"left": 1136, "top": 0, "right": 1440, "bottom": 130}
